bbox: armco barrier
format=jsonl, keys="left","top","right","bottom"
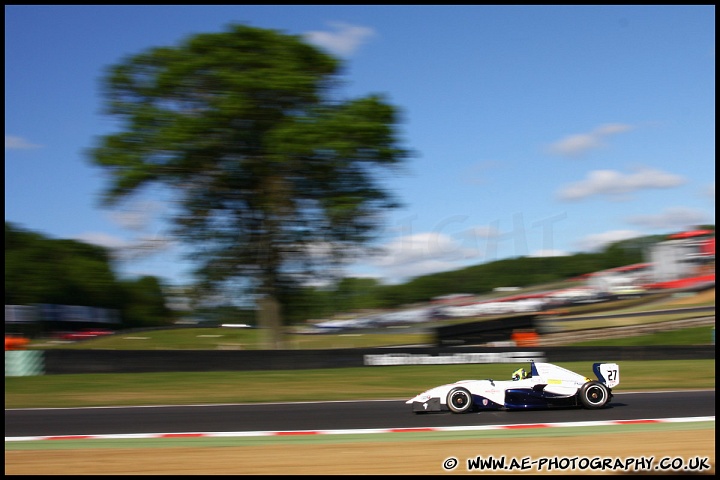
{"left": 33, "top": 345, "right": 716, "bottom": 375}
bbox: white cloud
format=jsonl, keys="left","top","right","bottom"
{"left": 74, "top": 232, "right": 129, "bottom": 250}
{"left": 75, "top": 230, "right": 175, "bottom": 262}
{"left": 357, "top": 231, "right": 476, "bottom": 282}
{"left": 98, "top": 200, "right": 178, "bottom": 261}
{"left": 625, "top": 207, "right": 709, "bottom": 230}
{"left": 556, "top": 167, "right": 686, "bottom": 201}
{"left": 546, "top": 123, "right": 635, "bottom": 158}
{"left": 573, "top": 230, "right": 644, "bottom": 252}
{"left": 356, "top": 224, "right": 517, "bottom": 282}
{"left": 528, "top": 249, "right": 570, "bottom": 257}
{"left": 370, "top": 232, "right": 475, "bottom": 268}
{"left": 108, "top": 200, "right": 164, "bottom": 231}
{"left": 5, "top": 135, "right": 42, "bottom": 149}
{"left": 303, "top": 22, "right": 376, "bottom": 56}
{"left": 119, "top": 237, "right": 175, "bottom": 262}
{"left": 465, "top": 225, "right": 501, "bottom": 239}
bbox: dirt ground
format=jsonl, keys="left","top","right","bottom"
{"left": 5, "top": 429, "right": 715, "bottom": 475}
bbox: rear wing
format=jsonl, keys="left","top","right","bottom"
{"left": 593, "top": 363, "right": 620, "bottom": 388}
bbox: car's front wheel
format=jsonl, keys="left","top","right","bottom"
{"left": 579, "top": 381, "right": 609, "bottom": 409}
{"left": 447, "top": 387, "right": 473, "bottom": 413}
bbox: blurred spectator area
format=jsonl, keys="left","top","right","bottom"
{"left": 5, "top": 304, "right": 119, "bottom": 340}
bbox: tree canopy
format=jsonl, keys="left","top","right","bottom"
{"left": 87, "top": 24, "right": 411, "bottom": 347}
{"left": 5, "top": 222, "right": 174, "bottom": 329}
{"left": 5, "top": 221, "right": 119, "bottom": 308}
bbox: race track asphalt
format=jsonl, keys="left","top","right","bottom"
{"left": 5, "top": 390, "right": 714, "bottom": 437}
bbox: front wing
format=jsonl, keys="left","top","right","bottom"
{"left": 410, "top": 397, "right": 446, "bottom": 413}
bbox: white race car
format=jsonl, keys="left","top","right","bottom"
{"left": 406, "top": 360, "right": 619, "bottom": 414}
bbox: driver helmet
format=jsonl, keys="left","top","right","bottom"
{"left": 512, "top": 368, "right": 528, "bottom": 381}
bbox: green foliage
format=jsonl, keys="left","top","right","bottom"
{"left": 118, "top": 276, "right": 176, "bottom": 328}
{"left": 5, "top": 222, "right": 120, "bottom": 308}
{"left": 5, "top": 222, "right": 174, "bottom": 328}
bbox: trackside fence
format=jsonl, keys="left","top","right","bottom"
{"left": 5, "top": 345, "right": 714, "bottom": 376}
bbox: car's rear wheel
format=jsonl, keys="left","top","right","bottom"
{"left": 447, "top": 387, "right": 473, "bottom": 413}
{"left": 579, "top": 381, "right": 609, "bottom": 409}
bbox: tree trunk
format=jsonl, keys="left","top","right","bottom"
{"left": 257, "top": 295, "right": 283, "bottom": 349}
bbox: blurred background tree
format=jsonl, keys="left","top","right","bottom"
{"left": 118, "top": 275, "right": 176, "bottom": 329}
{"left": 87, "top": 24, "right": 411, "bottom": 348}
{"left": 5, "top": 221, "right": 175, "bottom": 330}
{"left": 5, "top": 221, "right": 121, "bottom": 308}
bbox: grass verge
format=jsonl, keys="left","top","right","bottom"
{"left": 5, "top": 359, "right": 715, "bottom": 409}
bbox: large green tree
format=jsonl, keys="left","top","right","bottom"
{"left": 5, "top": 221, "right": 120, "bottom": 308}
{"left": 87, "top": 24, "right": 410, "bottom": 347}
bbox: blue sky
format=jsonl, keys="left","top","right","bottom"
{"left": 5, "top": 5, "right": 716, "bottom": 288}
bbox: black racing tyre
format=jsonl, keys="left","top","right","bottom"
{"left": 447, "top": 387, "right": 473, "bottom": 413}
{"left": 579, "top": 381, "right": 609, "bottom": 409}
